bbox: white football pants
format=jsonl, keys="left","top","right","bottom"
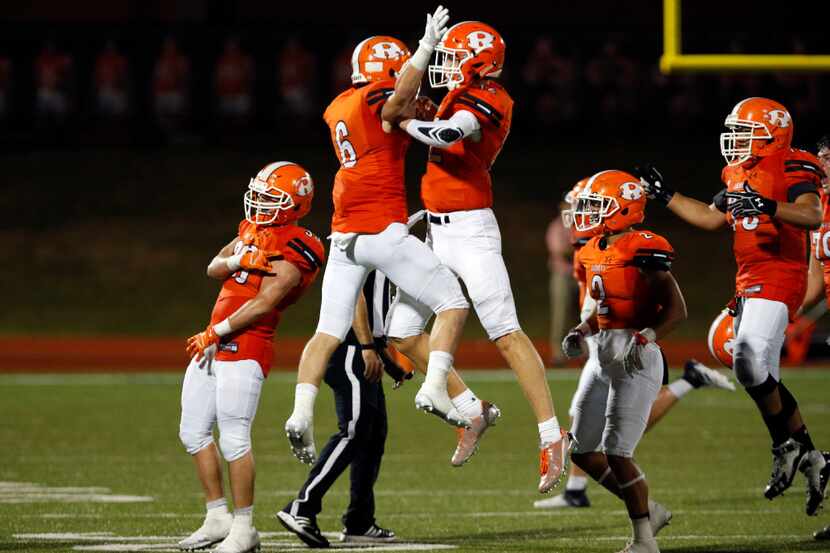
{"left": 733, "top": 297, "right": 788, "bottom": 387}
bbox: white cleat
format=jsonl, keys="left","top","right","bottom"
{"left": 177, "top": 513, "right": 233, "bottom": 551}
{"left": 285, "top": 415, "right": 317, "bottom": 465}
{"left": 800, "top": 449, "right": 829, "bottom": 516}
{"left": 415, "top": 384, "right": 470, "bottom": 428}
{"left": 213, "top": 522, "right": 260, "bottom": 553}
{"left": 617, "top": 538, "right": 660, "bottom": 553}
{"left": 648, "top": 499, "right": 672, "bottom": 536}
{"left": 683, "top": 359, "right": 736, "bottom": 391}
{"left": 539, "top": 430, "right": 571, "bottom": 493}
{"left": 451, "top": 401, "right": 501, "bottom": 466}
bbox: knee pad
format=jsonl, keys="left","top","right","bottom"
{"left": 179, "top": 426, "right": 214, "bottom": 456}
{"left": 218, "top": 424, "right": 252, "bottom": 462}
{"left": 777, "top": 381, "right": 798, "bottom": 420}
{"left": 733, "top": 337, "right": 768, "bottom": 388}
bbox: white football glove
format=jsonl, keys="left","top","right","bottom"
{"left": 420, "top": 6, "right": 450, "bottom": 50}
{"left": 616, "top": 328, "right": 656, "bottom": 378}
{"left": 562, "top": 323, "right": 590, "bottom": 358}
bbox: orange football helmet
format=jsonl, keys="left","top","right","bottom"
{"left": 428, "top": 21, "right": 505, "bottom": 90}
{"left": 573, "top": 170, "right": 646, "bottom": 233}
{"left": 244, "top": 162, "right": 314, "bottom": 226}
{"left": 707, "top": 309, "right": 735, "bottom": 369}
{"left": 351, "top": 36, "right": 411, "bottom": 85}
{"left": 720, "top": 97, "right": 793, "bottom": 166}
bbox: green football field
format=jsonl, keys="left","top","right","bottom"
{"left": 2, "top": 369, "right": 830, "bottom": 553}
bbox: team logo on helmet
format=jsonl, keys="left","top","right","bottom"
{"left": 723, "top": 337, "right": 735, "bottom": 356}
{"left": 371, "top": 42, "right": 406, "bottom": 60}
{"left": 295, "top": 176, "right": 314, "bottom": 197}
{"left": 466, "top": 31, "right": 495, "bottom": 51}
{"left": 766, "top": 109, "right": 791, "bottom": 128}
{"left": 619, "top": 181, "right": 644, "bottom": 201}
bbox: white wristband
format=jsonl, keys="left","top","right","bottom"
{"left": 576, "top": 321, "right": 593, "bottom": 337}
{"left": 410, "top": 42, "right": 433, "bottom": 71}
{"left": 213, "top": 319, "right": 233, "bottom": 337}
{"left": 225, "top": 254, "right": 243, "bottom": 272}
{"left": 639, "top": 327, "right": 657, "bottom": 343}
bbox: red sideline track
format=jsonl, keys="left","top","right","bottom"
{"left": 0, "top": 336, "right": 720, "bottom": 373}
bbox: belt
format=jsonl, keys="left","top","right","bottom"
{"left": 427, "top": 213, "right": 451, "bottom": 225}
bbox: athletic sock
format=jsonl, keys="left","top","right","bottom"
{"left": 451, "top": 388, "right": 483, "bottom": 419}
{"left": 538, "top": 416, "right": 562, "bottom": 444}
{"left": 424, "top": 351, "right": 453, "bottom": 390}
{"left": 792, "top": 425, "right": 816, "bottom": 451}
{"left": 631, "top": 513, "right": 653, "bottom": 542}
{"left": 565, "top": 475, "right": 588, "bottom": 492}
{"left": 668, "top": 378, "right": 694, "bottom": 399}
{"left": 292, "top": 383, "right": 318, "bottom": 420}
{"left": 206, "top": 497, "right": 229, "bottom": 516}
{"left": 233, "top": 505, "right": 253, "bottom": 528}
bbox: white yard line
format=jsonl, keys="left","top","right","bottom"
{"left": 0, "top": 481, "right": 153, "bottom": 503}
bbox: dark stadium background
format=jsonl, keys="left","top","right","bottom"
{"left": 3, "top": 1, "right": 829, "bottom": 363}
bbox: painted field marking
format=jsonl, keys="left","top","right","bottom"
{"left": 0, "top": 481, "right": 153, "bottom": 504}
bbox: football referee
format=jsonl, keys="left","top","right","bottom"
{"left": 277, "top": 270, "right": 410, "bottom": 548}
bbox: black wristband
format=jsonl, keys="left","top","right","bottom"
{"left": 359, "top": 343, "right": 377, "bottom": 351}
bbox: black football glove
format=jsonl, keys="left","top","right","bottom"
{"left": 634, "top": 164, "right": 674, "bottom": 206}
{"left": 725, "top": 183, "right": 777, "bottom": 218}
{"left": 712, "top": 189, "right": 729, "bottom": 213}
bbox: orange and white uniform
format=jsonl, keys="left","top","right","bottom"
{"left": 210, "top": 221, "right": 324, "bottom": 376}
{"left": 323, "top": 79, "right": 410, "bottom": 233}
{"left": 811, "top": 183, "right": 830, "bottom": 294}
{"left": 570, "top": 230, "right": 673, "bottom": 458}
{"left": 724, "top": 148, "right": 823, "bottom": 318}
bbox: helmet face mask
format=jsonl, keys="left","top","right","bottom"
{"left": 428, "top": 45, "right": 471, "bottom": 89}
{"left": 244, "top": 179, "right": 296, "bottom": 226}
{"left": 573, "top": 191, "right": 619, "bottom": 232}
{"left": 719, "top": 116, "right": 772, "bottom": 166}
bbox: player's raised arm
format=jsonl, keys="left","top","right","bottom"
{"left": 381, "top": 5, "right": 449, "bottom": 123}
{"left": 636, "top": 164, "right": 728, "bottom": 231}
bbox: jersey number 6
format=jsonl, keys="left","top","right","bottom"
{"left": 591, "top": 274, "right": 609, "bottom": 316}
{"left": 335, "top": 120, "right": 358, "bottom": 168}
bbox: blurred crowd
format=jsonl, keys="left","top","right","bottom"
{"left": 0, "top": 35, "right": 824, "bottom": 144}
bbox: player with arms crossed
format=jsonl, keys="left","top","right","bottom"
{"left": 286, "top": 8, "right": 495, "bottom": 464}
{"left": 562, "top": 170, "right": 686, "bottom": 553}
{"left": 537, "top": 177, "right": 733, "bottom": 510}
{"left": 178, "top": 162, "right": 324, "bottom": 553}
{"left": 638, "top": 97, "right": 828, "bottom": 516}
{"left": 385, "top": 21, "right": 568, "bottom": 491}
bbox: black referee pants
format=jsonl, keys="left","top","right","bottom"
{"left": 288, "top": 344, "right": 388, "bottom": 533}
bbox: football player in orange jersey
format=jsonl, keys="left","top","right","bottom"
{"left": 561, "top": 170, "right": 687, "bottom": 553}
{"left": 287, "top": 8, "right": 499, "bottom": 466}
{"left": 385, "top": 21, "right": 570, "bottom": 492}
{"left": 178, "top": 162, "right": 324, "bottom": 553}
{"left": 536, "top": 179, "right": 733, "bottom": 511}
{"left": 638, "top": 97, "right": 828, "bottom": 515}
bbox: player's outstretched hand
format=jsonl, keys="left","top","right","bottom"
{"left": 634, "top": 164, "right": 674, "bottom": 206}
{"left": 420, "top": 6, "right": 450, "bottom": 50}
{"left": 239, "top": 249, "right": 281, "bottom": 273}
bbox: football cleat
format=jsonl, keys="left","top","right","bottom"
{"left": 285, "top": 415, "right": 317, "bottom": 465}
{"left": 212, "top": 522, "right": 260, "bottom": 553}
{"left": 533, "top": 489, "right": 590, "bottom": 509}
{"left": 538, "top": 430, "right": 571, "bottom": 493}
{"left": 177, "top": 513, "right": 233, "bottom": 551}
{"left": 451, "top": 401, "right": 501, "bottom": 466}
{"left": 764, "top": 437, "right": 805, "bottom": 500}
{"left": 815, "top": 525, "right": 830, "bottom": 540}
{"left": 415, "top": 384, "right": 470, "bottom": 428}
{"left": 682, "top": 359, "right": 736, "bottom": 391}
{"left": 648, "top": 499, "right": 672, "bottom": 536}
{"left": 340, "top": 523, "right": 397, "bottom": 543}
{"left": 800, "top": 449, "right": 829, "bottom": 516}
{"left": 616, "top": 538, "right": 660, "bottom": 553}
{"left": 276, "top": 510, "right": 330, "bottom": 549}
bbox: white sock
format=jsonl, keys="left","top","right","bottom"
{"left": 292, "top": 383, "right": 318, "bottom": 420}
{"left": 424, "top": 351, "right": 453, "bottom": 390}
{"left": 631, "top": 514, "right": 653, "bottom": 542}
{"left": 451, "top": 388, "right": 483, "bottom": 419}
{"left": 538, "top": 416, "right": 562, "bottom": 444}
{"left": 667, "top": 378, "right": 693, "bottom": 399}
{"left": 565, "top": 475, "right": 588, "bottom": 492}
{"left": 233, "top": 505, "right": 253, "bottom": 528}
{"left": 206, "top": 497, "right": 229, "bottom": 516}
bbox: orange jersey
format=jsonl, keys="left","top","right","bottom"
{"left": 576, "top": 230, "right": 675, "bottom": 330}
{"left": 812, "top": 188, "right": 830, "bottom": 295}
{"left": 420, "top": 80, "right": 513, "bottom": 213}
{"left": 323, "top": 79, "right": 410, "bottom": 234}
{"left": 723, "top": 148, "right": 822, "bottom": 317}
{"left": 210, "top": 221, "right": 324, "bottom": 374}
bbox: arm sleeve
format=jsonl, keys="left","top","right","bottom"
{"left": 785, "top": 152, "right": 825, "bottom": 202}
{"left": 403, "top": 109, "right": 480, "bottom": 149}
